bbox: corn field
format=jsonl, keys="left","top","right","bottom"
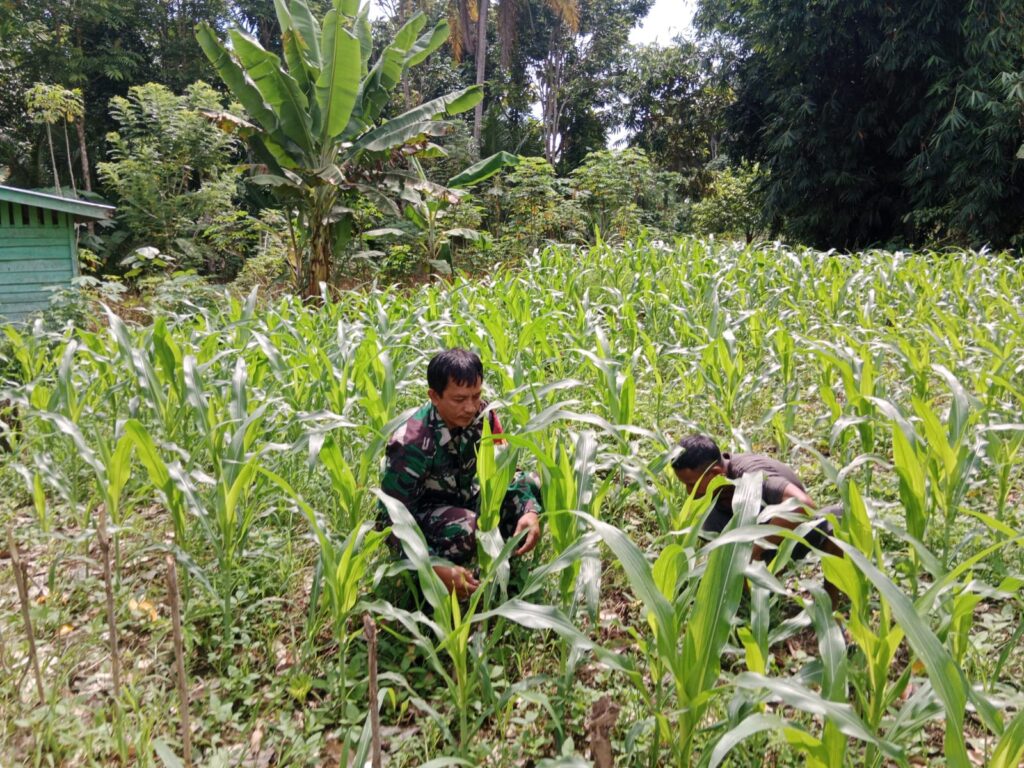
{"left": 1, "top": 239, "right": 1023, "bottom": 767}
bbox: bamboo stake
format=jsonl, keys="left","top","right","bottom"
{"left": 7, "top": 528, "right": 44, "bottom": 704}
{"left": 97, "top": 506, "right": 120, "bottom": 696}
{"left": 165, "top": 555, "right": 193, "bottom": 768}
{"left": 362, "top": 614, "right": 381, "bottom": 768}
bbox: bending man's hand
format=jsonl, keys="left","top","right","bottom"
{"left": 513, "top": 511, "right": 541, "bottom": 556}
{"left": 434, "top": 565, "right": 479, "bottom": 600}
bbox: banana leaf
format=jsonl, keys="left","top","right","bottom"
{"left": 229, "top": 29, "right": 314, "bottom": 155}
{"left": 349, "top": 87, "right": 481, "bottom": 154}
{"left": 316, "top": 10, "right": 359, "bottom": 142}
{"left": 449, "top": 151, "right": 519, "bottom": 188}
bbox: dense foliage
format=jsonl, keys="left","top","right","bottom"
{"left": 619, "top": 35, "right": 730, "bottom": 194}
{"left": 1, "top": 239, "right": 1022, "bottom": 766}
{"left": 697, "top": 0, "right": 1024, "bottom": 249}
{"left": 5, "top": 0, "right": 1019, "bottom": 273}
{"left": 96, "top": 82, "right": 247, "bottom": 275}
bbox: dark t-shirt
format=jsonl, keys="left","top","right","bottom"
{"left": 703, "top": 452, "right": 805, "bottom": 533}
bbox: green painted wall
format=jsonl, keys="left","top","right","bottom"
{"left": 0, "top": 201, "right": 77, "bottom": 321}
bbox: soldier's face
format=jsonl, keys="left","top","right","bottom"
{"left": 429, "top": 377, "right": 483, "bottom": 429}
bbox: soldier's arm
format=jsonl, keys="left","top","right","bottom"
{"left": 380, "top": 438, "right": 426, "bottom": 514}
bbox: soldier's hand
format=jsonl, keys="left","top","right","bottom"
{"left": 513, "top": 511, "right": 541, "bottom": 556}
{"left": 435, "top": 565, "right": 479, "bottom": 599}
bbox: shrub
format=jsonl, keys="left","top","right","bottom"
{"left": 486, "top": 156, "right": 585, "bottom": 258}
{"left": 689, "top": 162, "right": 768, "bottom": 243}
{"left": 570, "top": 148, "right": 683, "bottom": 239}
{"left": 97, "top": 81, "right": 258, "bottom": 278}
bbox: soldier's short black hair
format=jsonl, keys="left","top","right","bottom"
{"left": 427, "top": 348, "right": 483, "bottom": 394}
{"left": 671, "top": 434, "right": 724, "bottom": 472}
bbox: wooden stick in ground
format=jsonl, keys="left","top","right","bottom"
{"left": 0, "top": 614, "right": 7, "bottom": 672}
{"left": 7, "top": 527, "right": 44, "bottom": 704}
{"left": 97, "top": 505, "right": 121, "bottom": 697}
{"left": 362, "top": 614, "right": 381, "bottom": 768}
{"left": 586, "top": 695, "right": 620, "bottom": 768}
{"left": 165, "top": 554, "right": 193, "bottom": 768}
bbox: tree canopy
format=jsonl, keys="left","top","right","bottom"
{"left": 697, "top": 0, "right": 1024, "bottom": 248}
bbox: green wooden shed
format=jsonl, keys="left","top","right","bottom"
{"left": 0, "top": 185, "right": 114, "bottom": 322}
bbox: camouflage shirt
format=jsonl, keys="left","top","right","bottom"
{"left": 380, "top": 401, "right": 536, "bottom": 519}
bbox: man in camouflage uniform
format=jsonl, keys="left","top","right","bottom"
{"left": 381, "top": 348, "right": 542, "bottom": 598}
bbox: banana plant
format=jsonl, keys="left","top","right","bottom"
{"left": 197, "top": 0, "right": 485, "bottom": 296}
{"left": 365, "top": 152, "right": 517, "bottom": 275}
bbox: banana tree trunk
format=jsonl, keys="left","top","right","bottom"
{"left": 307, "top": 227, "right": 332, "bottom": 299}
{"left": 472, "top": 0, "right": 488, "bottom": 153}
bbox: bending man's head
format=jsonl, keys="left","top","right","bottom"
{"left": 427, "top": 348, "right": 484, "bottom": 429}
{"left": 671, "top": 434, "right": 725, "bottom": 496}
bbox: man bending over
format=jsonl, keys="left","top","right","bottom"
{"left": 381, "top": 348, "right": 542, "bottom": 599}
{"left": 671, "top": 434, "right": 843, "bottom": 566}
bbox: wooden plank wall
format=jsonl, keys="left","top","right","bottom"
{"left": 0, "top": 201, "right": 76, "bottom": 321}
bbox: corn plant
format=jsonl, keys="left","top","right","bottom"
{"left": 579, "top": 473, "right": 762, "bottom": 766}
{"left": 373, "top": 492, "right": 597, "bottom": 758}
{"left": 262, "top": 468, "right": 388, "bottom": 756}
{"left": 982, "top": 423, "right": 1024, "bottom": 523}
{"left": 512, "top": 428, "right": 612, "bottom": 746}
{"left": 909, "top": 366, "right": 981, "bottom": 564}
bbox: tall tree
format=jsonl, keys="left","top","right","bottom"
{"left": 516, "top": 0, "right": 650, "bottom": 168}
{"left": 698, "top": 0, "right": 1024, "bottom": 248}
{"left": 620, "top": 36, "right": 731, "bottom": 194}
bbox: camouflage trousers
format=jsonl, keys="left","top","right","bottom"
{"left": 415, "top": 473, "right": 541, "bottom": 565}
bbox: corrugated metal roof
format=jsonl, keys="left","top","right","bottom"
{"left": 0, "top": 185, "right": 114, "bottom": 221}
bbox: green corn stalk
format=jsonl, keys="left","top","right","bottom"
{"left": 475, "top": 417, "right": 522, "bottom": 593}
{"left": 827, "top": 537, "right": 975, "bottom": 768}
{"left": 261, "top": 467, "right": 388, "bottom": 757}
{"left": 765, "top": 326, "right": 801, "bottom": 456}
{"left": 699, "top": 330, "right": 752, "bottom": 430}
{"left": 574, "top": 325, "right": 637, "bottom": 429}
{"left": 318, "top": 432, "right": 368, "bottom": 533}
{"left": 373, "top": 491, "right": 602, "bottom": 758}
{"left": 580, "top": 472, "right": 762, "bottom": 766}
{"left": 981, "top": 423, "right": 1023, "bottom": 523}
{"left": 513, "top": 428, "right": 612, "bottom": 747}
{"left": 105, "top": 310, "right": 189, "bottom": 444}
{"left": 813, "top": 341, "right": 882, "bottom": 467}
{"left": 822, "top": 481, "right": 913, "bottom": 767}
{"left": 125, "top": 354, "right": 271, "bottom": 661}
{"left": 910, "top": 366, "right": 980, "bottom": 564}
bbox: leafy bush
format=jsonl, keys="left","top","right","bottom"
{"left": 228, "top": 210, "right": 292, "bottom": 295}
{"left": 570, "top": 147, "right": 683, "bottom": 239}
{"left": 97, "top": 81, "right": 259, "bottom": 278}
{"left": 689, "top": 162, "right": 767, "bottom": 243}
{"left": 486, "top": 156, "right": 585, "bottom": 258}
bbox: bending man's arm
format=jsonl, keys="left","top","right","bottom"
{"left": 766, "top": 482, "right": 842, "bottom": 559}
